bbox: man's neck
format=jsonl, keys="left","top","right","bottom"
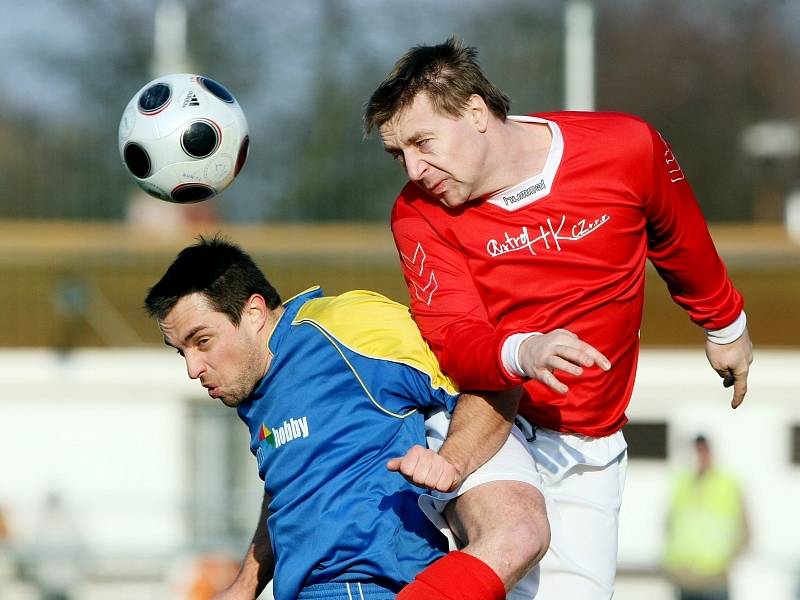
{"left": 480, "top": 118, "right": 553, "bottom": 198}
{"left": 260, "top": 305, "right": 285, "bottom": 376}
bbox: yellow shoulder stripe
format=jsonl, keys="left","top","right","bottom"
{"left": 300, "top": 320, "right": 418, "bottom": 419}
{"left": 293, "top": 290, "right": 458, "bottom": 396}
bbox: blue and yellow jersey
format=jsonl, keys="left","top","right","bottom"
{"left": 236, "top": 287, "right": 459, "bottom": 600}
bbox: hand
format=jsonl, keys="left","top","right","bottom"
{"left": 387, "top": 444, "right": 463, "bottom": 492}
{"left": 705, "top": 326, "right": 753, "bottom": 409}
{"left": 518, "top": 329, "right": 611, "bottom": 394}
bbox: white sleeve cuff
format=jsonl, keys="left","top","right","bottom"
{"left": 501, "top": 332, "right": 542, "bottom": 378}
{"left": 706, "top": 311, "right": 747, "bottom": 345}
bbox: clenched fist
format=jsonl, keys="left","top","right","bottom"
{"left": 387, "top": 444, "right": 463, "bottom": 492}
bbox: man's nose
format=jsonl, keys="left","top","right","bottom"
{"left": 405, "top": 152, "right": 427, "bottom": 182}
{"left": 185, "top": 353, "right": 205, "bottom": 380}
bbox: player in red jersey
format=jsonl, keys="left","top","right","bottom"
{"left": 364, "top": 38, "right": 753, "bottom": 599}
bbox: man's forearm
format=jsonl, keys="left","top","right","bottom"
{"left": 225, "top": 493, "right": 274, "bottom": 598}
{"left": 438, "top": 389, "right": 520, "bottom": 483}
{"left": 227, "top": 542, "right": 265, "bottom": 598}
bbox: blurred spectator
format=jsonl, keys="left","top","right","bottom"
{"left": 31, "top": 491, "right": 86, "bottom": 600}
{"left": 663, "top": 435, "right": 750, "bottom": 600}
{"left": 0, "top": 504, "right": 9, "bottom": 542}
{"left": 0, "top": 502, "right": 16, "bottom": 580}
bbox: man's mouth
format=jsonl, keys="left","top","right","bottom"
{"left": 430, "top": 179, "right": 446, "bottom": 195}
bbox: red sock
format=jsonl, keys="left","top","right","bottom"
{"left": 397, "top": 551, "right": 506, "bottom": 600}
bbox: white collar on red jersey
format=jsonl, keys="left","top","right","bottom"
{"left": 485, "top": 116, "right": 564, "bottom": 211}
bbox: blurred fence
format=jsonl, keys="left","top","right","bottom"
{"left": 0, "top": 221, "right": 798, "bottom": 349}
{"left": 0, "top": 221, "right": 406, "bottom": 348}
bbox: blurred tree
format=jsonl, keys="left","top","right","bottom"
{"left": 0, "top": 111, "right": 123, "bottom": 219}
{"left": 277, "top": 0, "right": 565, "bottom": 221}
{"left": 281, "top": 0, "right": 378, "bottom": 220}
{"left": 270, "top": 0, "right": 419, "bottom": 222}
{"left": 595, "top": 0, "right": 800, "bottom": 221}
{"left": 2, "top": 0, "right": 269, "bottom": 220}
{"left": 463, "top": 0, "right": 563, "bottom": 114}
{"left": 2, "top": 0, "right": 798, "bottom": 222}
{"left": 7, "top": 0, "right": 155, "bottom": 219}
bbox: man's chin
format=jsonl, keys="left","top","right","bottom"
{"left": 219, "top": 394, "right": 242, "bottom": 408}
{"left": 414, "top": 181, "right": 452, "bottom": 204}
{"left": 440, "top": 195, "right": 469, "bottom": 208}
{"left": 435, "top": 187, "right": 473, "bottom": 208}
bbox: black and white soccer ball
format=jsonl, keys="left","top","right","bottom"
{"left": 118, "top": 73, "right": 249, "bottom": 203}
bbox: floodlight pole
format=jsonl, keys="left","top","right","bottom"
{"left": 565, "top": 0, "right": 596, "bottom": 111}
{"left": 153, "top": 0, "right": 190, "bottom": 76}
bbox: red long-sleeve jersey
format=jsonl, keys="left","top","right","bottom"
{"left": 391, "top": 112, "right": 743, "bottom": 437}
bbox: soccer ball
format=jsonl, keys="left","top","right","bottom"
{"left": 118, "top": 73, "right": 249, "bottom": 203}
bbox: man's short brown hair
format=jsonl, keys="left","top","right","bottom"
{"left": 363, "top": 37, "right": 510, "bottom": 135}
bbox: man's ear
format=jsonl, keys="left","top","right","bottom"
{"left": 466, "top": 94, "right": 490, "bottom": 133}
{"left": 244, "top": 293, "right": 269, "bottom": 330}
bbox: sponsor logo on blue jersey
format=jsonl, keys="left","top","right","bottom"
{"left": 259, "top": 416, "right": 309, "bottom": 449}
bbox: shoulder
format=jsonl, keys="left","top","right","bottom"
{"left": 391, "top": 182, "right": 437, "bottom": 222}
{"left": 541, "top": 110, "right": 653, "bottom": 143}
{"left": 295, "top": 291, "right": 458, "bottom": 394}
{"left": 294, "top": 291, "right": 421, "bottom": 357}
{"left": 536, "top": 110, "right": 651, "bottom": 130}
{"left": 391, "top": 183, "right": 456, "bottom": 245}
{"left": 296, "top": 290, "right": 409, "bottom": 325}
{"left": 543, "top": 111, "right": 657, "bottom": 165}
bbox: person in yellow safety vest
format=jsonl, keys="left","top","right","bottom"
{"left": 663, "top": 435, "right": 750, "bottom": 600}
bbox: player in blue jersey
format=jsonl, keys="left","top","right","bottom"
{"left": 145, "top": 236, "right": 548, "bottom": 600}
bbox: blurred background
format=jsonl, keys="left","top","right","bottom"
{"left": 0, "top": 0, "right": 798, "bottom": 598}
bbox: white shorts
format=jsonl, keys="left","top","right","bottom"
{"left": 422, "top": 411, "right": 628, "bottom": 600}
